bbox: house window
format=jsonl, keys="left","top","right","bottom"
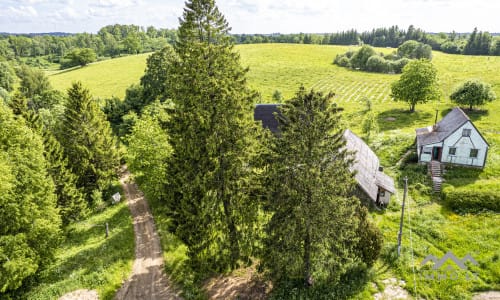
{"left": 462, "top": 129, "right": 472, "bottom": 137}
{"left": 449, "top": 147, "right": 456, "bottom": 155}
{"left": 423, "top": 147, "right": 432, "bottom": 154}
{"left": 470, "top": 149, "right": 479, "bottom": 158}
{"left": 380, "top": 191, "right": 385, "bottom": 197}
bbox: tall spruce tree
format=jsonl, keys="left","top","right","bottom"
{"left": 261, "top": 87, "right": 361, "bottom": 287}
{"left": 166, "top": 0, "right": 260, "bottom": 271}
{"left": 59, "top": 82, "right": 119, "bottom": 204}
{"left": 9, "top": 94, "right": 88, "bottom": 225}
{"left": 0, "top": 101, "right": 61, "bottom": 292}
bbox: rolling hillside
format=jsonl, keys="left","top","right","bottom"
{"left": 47, "top": 44, "right": 500, "bottom": 299}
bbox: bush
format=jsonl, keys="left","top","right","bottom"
{"left": 390, "top": 58, "right": 410, "bottom": 73}
{"left": 397, "top": 40, "right": 433, "bottom": 60}
{"left": 442, "top": 184, "right": 500, "bottom": 213}
{"left": 441, "top": 41, "right": 462, "bottom": 54}
{"left": 337, "top": 56, "right": 350, "bottom": 67}
{"left": 366, "top": 55, "right": 387, "bottom": 73}
{"left": 350, "top": 45, "right": 376, "bottom": 70}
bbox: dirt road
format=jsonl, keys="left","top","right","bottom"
{"left": 114, "top": 170, "right": 182, "bottom": 300}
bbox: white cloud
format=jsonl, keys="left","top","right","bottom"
{"left": 7, "top": 5, "right": 38, "bottom": 18}
{"left": 91, "top": 0, "right": 139, "bottom": 8}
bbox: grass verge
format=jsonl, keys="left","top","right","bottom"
{"left": 18, "top": 200, "right": 134, "bottom": 300}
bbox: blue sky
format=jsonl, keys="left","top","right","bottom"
{"left": 0, "top": 0, "right": 498, "bottom": 34}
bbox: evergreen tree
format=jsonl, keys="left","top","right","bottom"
{"left": 0, "top": 101, "right": 61, "bottom": 292}
{"left": 58, "top": 82, "right": 119, "bottom": 204}
{"left": 166, "top": 0, "right": 260, "bottom": 271}
{"left": 261, "top": 87, "right": 361, "bottom": 287}
{"left": 9, "top": 95, "right": 88, "bottom": 225}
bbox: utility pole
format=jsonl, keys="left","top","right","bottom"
{"left": 398, "top": 176, "right": 408, "bottom": 257}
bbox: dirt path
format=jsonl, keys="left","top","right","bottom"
{"left": 114, "top": 169, "right": 182, "bottom": 300}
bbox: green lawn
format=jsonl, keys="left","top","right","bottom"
{"left": 49, "top": 43, "right": 500, "bottom": 299}
{"left": 20, "top": 201, "right": 134, "bottom": 300}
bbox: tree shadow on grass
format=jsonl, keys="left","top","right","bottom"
{"left": 377, "top": 109, "right": 434, "bottom": 132}
{"left": 440, "top": 107, "right": 489, "bottom": 122}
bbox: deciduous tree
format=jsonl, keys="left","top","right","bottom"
{"left": 0, "top": 101, "right": 61, "bottom": 292}
{"left": 450, "top": 79, "right": 496, "bottom": 110}
{"left": 391, "top": 59, "right": 440, "bottom": 112}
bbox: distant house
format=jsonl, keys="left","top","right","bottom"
{"left": 416, "top": 107, "right": 489, "bottom": 168}
{"left": 343, "top": 130, "right": 395, "bottom": 206}
{"left": 253, "top": 104, "right": 395, "bottom": 206}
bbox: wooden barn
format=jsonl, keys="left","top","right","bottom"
{"left": 343, "top": 129, "right": 395, "bottom": 206}
{"left": 254, "top": 104, "right": 395, "bottom": 206}
{"left": 416, "top": 107, "right": 489, "bottom": 168}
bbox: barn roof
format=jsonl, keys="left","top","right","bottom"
{"left": 416, "top": 107, "right": 470, "bottom": 146}
{"left": 343, "top": 130, "right": 395, "bottom": 202}
{"left": 254, "top": 104, "right": 280, "bottom": 133}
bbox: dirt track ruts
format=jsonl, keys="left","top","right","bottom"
{"left": 114, "top": 169, "right": 182, "bottom": 300}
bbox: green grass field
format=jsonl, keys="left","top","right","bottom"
{"left": 49, "top": 53, "right": 150, "bottom": 99}
{"left": 20, "top": 201, "right": 135, "bottom": 300}
{"left": 48, "top": 44, "right": 500, "bottom": 299}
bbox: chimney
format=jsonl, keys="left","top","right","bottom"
{"left": 433, "top": 109, "right": 439, "bottom": 130}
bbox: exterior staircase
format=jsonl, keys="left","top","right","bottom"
{"left": 428, "top": 160, "right": 445, "bottom": 193}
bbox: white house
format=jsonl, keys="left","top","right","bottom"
{"left": 416, "top": 107, "right": 489, "bottom": 168}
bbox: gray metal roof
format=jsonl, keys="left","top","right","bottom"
{"left": 254, "top": 104, "right": 280, "bottom": 133}
{"left": 416, "top": 107, "right": 470, "bottom": 146}
{"left": 343, "top": 129, "right": 395, "bottom": 202}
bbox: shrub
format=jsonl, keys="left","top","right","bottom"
{"left": 441, "top": 41, "right": 462, "bottom": 54}
{"left": 337, "top": 56, "right": 350, "bottom": 67}
{"left": 397, "top": 40, "right": 433, "bottom": 60}
{"left": 350, "top": 45, "right": 376, "bottom": 70}
{"left": 366, "top": 55, "right": 387, "bottom": 73}
{"left": 390, "top": 58, "right": 410, "bottom": 73}
{"left": 442, "top": 184, "right": 500, "bottom": 213}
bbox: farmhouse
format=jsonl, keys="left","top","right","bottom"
{"left": 254, "top": 104, "right": 395, "bottom": 205}
{"left": 416, "top": 107, "right": 489, "bottom": 168}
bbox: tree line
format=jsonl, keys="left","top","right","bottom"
{"left": 233, "top": 25, "right": 500, "bottom": 56}
{"left": 0, "top": 24, "right": 176, "bottom": 69}
{"left": 1, "top": 49, "right": 120, "bottom": 294}
{"left": 1, "top": 24, "right": 499, "bottom": 71}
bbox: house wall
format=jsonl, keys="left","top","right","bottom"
{"left": 378, "top": 188, "right": 391, "bottom": 205}
{"left": 418, "top": 142, "right": 442, "bottom": 163}
{"left": 441, "top": 121, "right": 488, "bottom": 167}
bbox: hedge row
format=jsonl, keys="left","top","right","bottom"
{"left": 442, "top": 184, "right": 500, "bottom": 213}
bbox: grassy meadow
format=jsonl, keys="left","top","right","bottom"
{"left": 19, "top": 201, "right": 135, "bottom": 300}
{"left": 49, "top": 53, "right": 150, "bottom": 99}
{"left": 48, "top": 44, "right": 500, "bottom": 299}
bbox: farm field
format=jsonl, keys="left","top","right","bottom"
{"left": 48, "top": 43, "right": 500, "bottom": 299}
{"left": 49, "top": 53, "right": 150, "bottom": 99}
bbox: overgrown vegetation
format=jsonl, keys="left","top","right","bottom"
{"left": 17, "top": 201, "right": 134, "bottom": 300}
{"left": 334, "top": 41, "right": 431, "bottom": 74}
